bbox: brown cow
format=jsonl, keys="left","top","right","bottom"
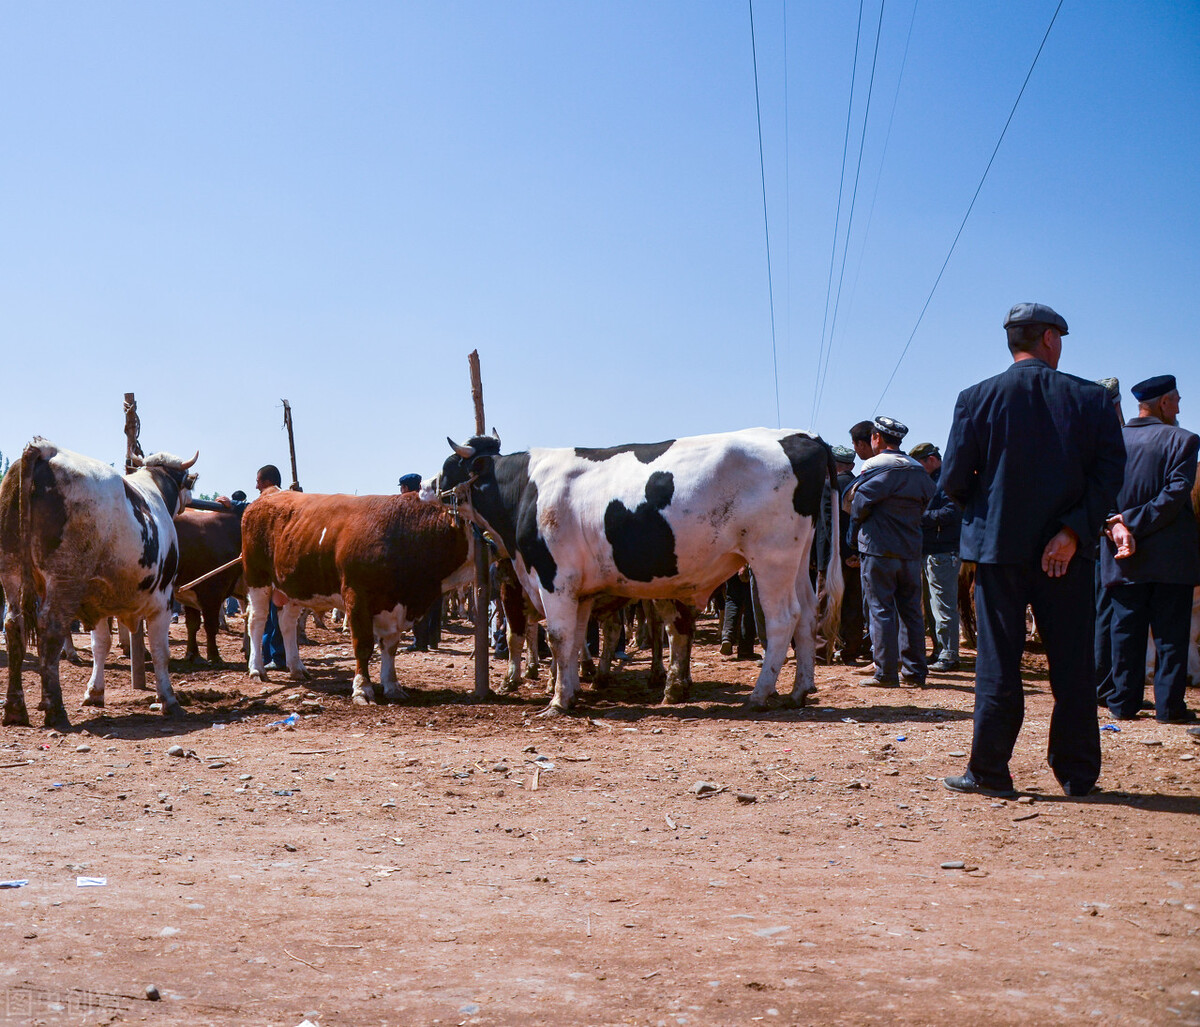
{"left": 240, "top": 491, "right": 470, "bottom": 704}
{"left": 174, "top": 507, "right": 245, "bottom": 665}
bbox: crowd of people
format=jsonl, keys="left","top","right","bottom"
{"left": 827, "top": 301, "right": 1198, "bottom": 798}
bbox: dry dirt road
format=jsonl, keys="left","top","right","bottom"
{"left": 1, "top": 616, "right": 1197, "bottom": 1026}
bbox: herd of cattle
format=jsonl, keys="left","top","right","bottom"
{"left": 0, "top": 428, "right": 843, "bottom": 729}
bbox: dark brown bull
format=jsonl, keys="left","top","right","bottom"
{"left": 174, "top": 507, "right": 245, "bottom": 665}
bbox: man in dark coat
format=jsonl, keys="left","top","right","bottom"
{"left": 912, "top": 441, "right": 963, "bottom": 672}
{"left": 845, "top": 417, "right": 936, "bottom": 686}
{"left": 1101, "top": 375, "right": 1199, "bottom": 723}
{"left": 940, "top": 302, "right": 1126, "bottom": 799}
{"left": 1093, "top": 378, "right": 1126, "bottom": 708}
{"left": 400, "top": 472, "right": 442, "bottom": 652}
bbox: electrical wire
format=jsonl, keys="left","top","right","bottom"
{"left": 873, "top": 0, "right": 1065, "bottom": 412}
{"left": 748, "top": 0, "right": 781, "bottom": 429}
{"left": 811, "top": 0, "right": 866, "bottom": 427}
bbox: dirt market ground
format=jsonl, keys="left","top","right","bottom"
{"left": 1, "top": 616, "right": 1197, "bottom": 1026}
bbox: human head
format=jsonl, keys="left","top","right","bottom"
{"left": 255, "top": 464, "right": 282, "bottom": 492}
{"left": 849, "top": 420, "right": 875, "bottom": 461}
{"left": 830, "top": 445, "right": 855, "bottom": 470}
{"left": 398, "top": 473, "right": 422, "bottom": 494}
{"left": 1132, "top": 375, "right": 1180, "bottom": 426}
{"left": 230, "top": 490, "right": 247, "bottom": 503}
{"left": 909, "top": 441, "right": 941, "bottom": 474}
{"left": 1004, "top": 302, "right": 1069, "bottom": 369}
{"left": 870, "top": 416, "right": 908, "bottom": 455}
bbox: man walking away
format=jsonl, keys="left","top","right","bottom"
{"left": 941, "top": 303, "right": 1125, "bottom": 799}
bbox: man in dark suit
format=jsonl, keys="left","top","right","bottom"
{"left": 1101, "top": 375, "right": 1199, "bottom": 723}
{"left": 823, "top": 445, "right": 864, "bottom": 663}
{"left": 940, "top": 303, "right": 1126, "bottom": 798}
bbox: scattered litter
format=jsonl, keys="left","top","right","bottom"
{"left": 530, "top": 755, "right": 556, "bottom": 771}
{"left": 0, "top": 880, "right": 29, "bottom": 889}
{"left": 896, "top": 736, "right": 906, "bottom": 742}
{"left": 1100, "top": 724, "right": 1121, "bottom": 733}
{"left": 841, "top": 718, "right": 858, "bottom": 724}
{"left": 268, "top": 713, "right": 300, "bottom": 729}
{"left": 569, "top": 856, "right": 588, "bottom": 863}
{"left": 76, "top": 877, "right": 107, "bottom": 887}
{"left": 272, "top": 789, "right": 296, "bottom": 797}
{"left": 940, "top": 861, "right": 965, "bottom": 870}
{"left": 665, "top": 813, "right": 677, "bottom": 830}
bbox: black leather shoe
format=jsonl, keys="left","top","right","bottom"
{"left": 1062, "top": 781, "right": 1100, "bottom": 797}
{"left": 1157, "top": 709, "right": 1198, "bottom": 724}
{"left": 929, "top": 658, "right": 960, "bottom": 672}
{"left": 943, "top": 775, "right": 1017, "bottom": 799}
{"left": 901, "top": 673, "right": 926, "bottom": 687}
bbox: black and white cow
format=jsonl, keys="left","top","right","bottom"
{"left": 0, "top": 439, "right": 197, "bottom": 728}
{"left": 439, "top": 428, "right": 842, "bottom": 713}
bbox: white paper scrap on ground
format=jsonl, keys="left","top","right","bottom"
{"left": 76, "top": 877, "right": 107, "bottom": 887}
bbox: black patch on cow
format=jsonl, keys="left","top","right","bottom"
{"left": 604, "top": 471, "right": 678, "bottom": 582}
{"left": 156, "top": 540, "right": 178, "bottom": 592}
{"left": 574, "top": 441, "right": 675, "bottom": 465}
{"left": 30, "top": 458, "right": 68, "bottom": 556}
{"left": 778, "top": 434, "right": 828, "bottom": 519}
{"left": 144, "top": 466, "right": 181, "bottom": 516}
{"left": 123, "top": 480, "right": 160, "bottom": 568}
{"left": 513, "top": 475, "right": 558, "bottom": 593}
{"left": 138, "top": 574, "right": 155, "bottom": 591}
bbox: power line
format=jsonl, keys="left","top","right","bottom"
{"left": 811, "top": 0, "right": 866, "bottom": 427}
{"left": 814, "top": 0, "right": 888, "bottom": 423}
{"left": 748, "top": 0, "right": 781, "bottom": 429}
{"left": 874, "top": 0, "right": 1065, "bottom": 412}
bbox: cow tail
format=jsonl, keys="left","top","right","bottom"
{"left": 18, "top": 443, "right": 40, "bottom": 648}
{"left": 819, "top": 442, "right": 844, "bottom": 655}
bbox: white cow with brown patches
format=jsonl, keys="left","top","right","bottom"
{"left": 0, "top": 439, "right": 197, "bottom": 728}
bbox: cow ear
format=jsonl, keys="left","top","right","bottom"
{"left": 471, "top": 456, "right": 490, "bottom": 475}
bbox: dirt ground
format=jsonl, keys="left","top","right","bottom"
{"left": 1, "top": 613, "right": 1197, "bottom": 1027}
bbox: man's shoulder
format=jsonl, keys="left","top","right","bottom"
{"left": 1125, "top": 419, "right": 1200, "bottom": 450}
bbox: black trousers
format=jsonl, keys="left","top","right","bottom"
{"left": 839, "top": 561, "right": 865, "bottom": 658}
{"left": 1108, "top": 581, "right": 1194, "bottom": 721}
{"left": 721, "top": 574, "right": 757, "bottom": 656}
{"left": 969, "top": 559, "right": 1100, "bottom": 793}
{"left": 412, "top": 602, "right": 441, "bottom": 650}
{"left": 1094, "top": 562, "right": 1116, "bottom": 706}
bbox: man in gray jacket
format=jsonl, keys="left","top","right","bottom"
{"left": 845, "top": 417, "right": 937, "bottom": 686}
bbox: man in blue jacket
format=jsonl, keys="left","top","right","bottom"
{"left": 845, "top": 417, "right": 936, "bottom": 686}
{"left": 1101, "top": 375, "right": 1199, "bottom": 724}
{"left": 940, "top": 303, "right": 1125, "bottom": 799}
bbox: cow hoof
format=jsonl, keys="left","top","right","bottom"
{"left": 662, "top": 685, "right": 689, "bottom": 705}
{"left": 743, "top": 694, "right": 773, "bottom": 711}
{"left": 2, "top": 704, "right": 31, "bottom": 727}
{"left": 289, "top": 668, "right": 311, "bottom": 682}
{"left": 162, "top": 702, "right": 183, "bottom": 719}
{"left": 249, "top": 670, "right": 264, "bottom": 682}
{"left": 81, "top": 693, "right": 105, "bottom": 708}
{"left": 496, "top": 681, "right": 520, "bottom": 696}
{"left": 536, "top": 703, "right": 569, "bottom": 719}
{"left": 789, "top": 690, "right": 814, "bottom": 708}
{"left": 43, "top": 709, "right": 71, "bottom": 731}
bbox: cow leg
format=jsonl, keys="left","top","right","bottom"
{"left": 658, "top": 601, "right": 695, "bottom": 704}
{"left": 202, "top": 600, "right": 223, "bottom": 665}
{"left": 37, "top": 620, "right": 71, "bottom": 730}
{"left": 647, "top": 604, "right": 666, "bottom": 689}
{"left": 183, "top": 607, "right": 203, "bottom": 663}
{"left": 745, "top": 564, "right": 804, "bottom": 710}
{"left": 3, "top": 599, "right": 30, "bottom": 726}
{"left": 594, "top": 612, "right": 623, "bottom": 686}
{"left": 144, "top": 608, "right": 182, "bottom": 717}
{"left": 786, "top": 572, "right": 820, "bottom": 707}
{"left": 246, "top": 586, "right": 270, "bottom": 680}
{"left": 375, "top": 611, "right": 408, "bottom": 702}
{"left": 118, "top": 619, "right": 131, "bottom": 657}
{"left": 541, "top": 594, "right": 588, "bottom": 713}
{"left": 346, "top": 592, "right": 377, "bottom": 705}
{"left": 276, "top": 603, "right": 311, "bottom": 681}
{"left": 82, "top": 624, "right": 113, "bottom": 707}
{"left": 498, "top": 583, "right": 527, "bottom": 694}
{"left": 525, "top": 620, "right": 541, "bottom": 683}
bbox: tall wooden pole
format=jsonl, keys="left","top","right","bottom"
{"left": 282, "top": 400, "right": 302, "bottom": 491}
{"left": 123, "top": 393, "right": 147, "bottom": 691}
{"left": 468, "top": 351, "right": 491, "bottom": 700}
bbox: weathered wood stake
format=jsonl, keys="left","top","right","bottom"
{"left": 468, "top": 351, "right": 491, "bottom": 700}
{"left": 123, "top": 393, "right": 147, "bottom": 691}
{"left": 282, "top": 400, "right": 302, "bottom": 491}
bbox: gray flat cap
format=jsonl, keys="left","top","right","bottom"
{"left": 830, "top": 445, "right": 855, "bottom": 463}
{"left": 1004, "top": 302, "right": 1068, "bottom": 335}
{"left": 872, "top": 416, "right": 909, "bottom": 440}
{"left": 1095, "top": 377, "right": 1120, "bottom": 401}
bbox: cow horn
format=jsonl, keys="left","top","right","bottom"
{"left": 448, "top": 437, "right": 474, "bottom": 460}
{"left": 179, "top": 450, "right": 199, "bottom": 470}
{"left": 490, "top": 427, "right": 501, "bottom": 446}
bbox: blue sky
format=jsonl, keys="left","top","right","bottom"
{"left": 2, "top": 1, "right": 1196, "bottom": 495}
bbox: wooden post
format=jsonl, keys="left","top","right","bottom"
{"left": 468, "top": 351, "right": 491, "bottom": 700}
{"left": 123, "top": 393, "right": 147, "bottom": 690}
{"left": 282, "top": 399, "right": 302, "bottom": 491}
